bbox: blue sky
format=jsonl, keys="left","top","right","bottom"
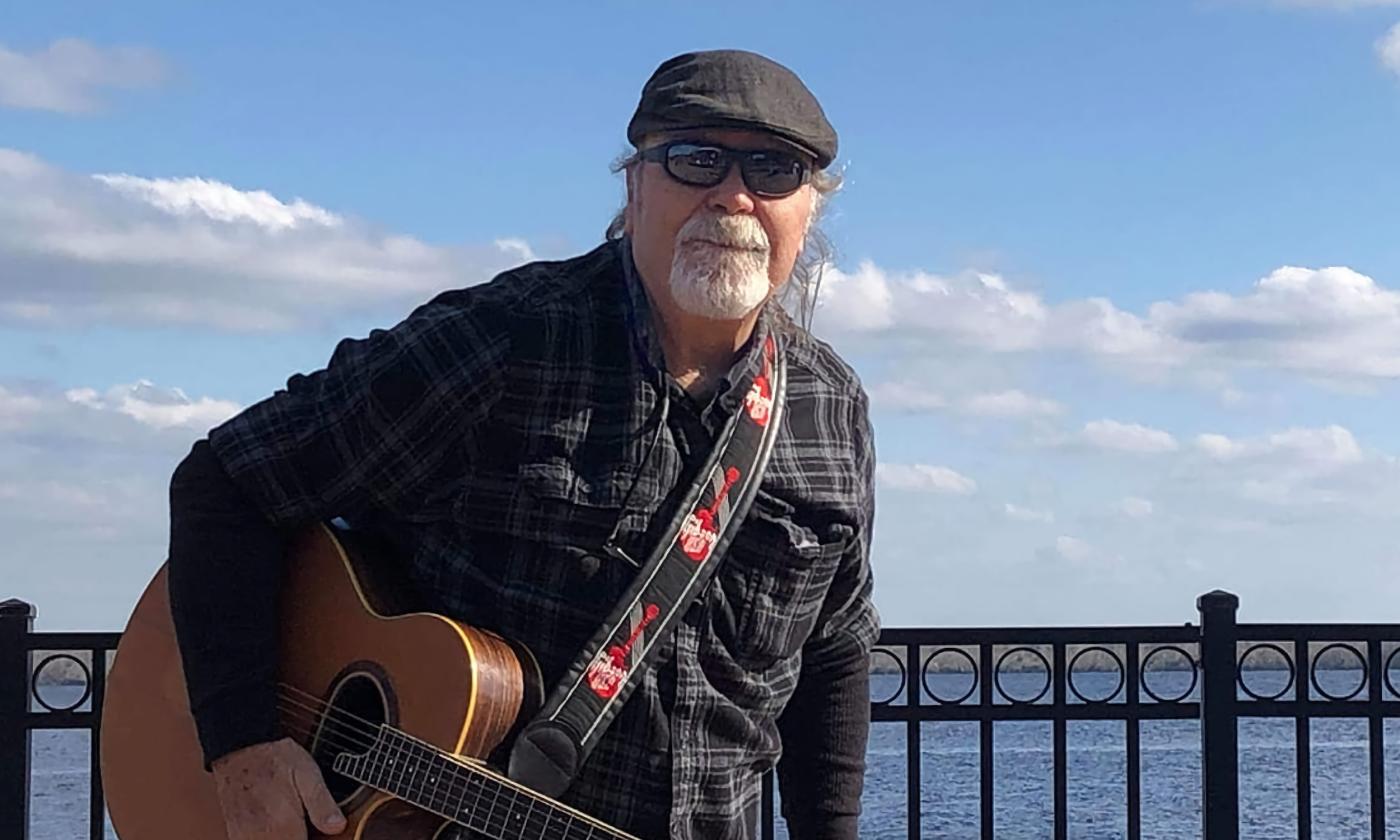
{"left": 3, "top": 1, "right": 1400, "bottom": 630}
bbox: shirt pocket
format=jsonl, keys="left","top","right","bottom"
{"left": 454, "top": 454, "right": 635, "bottom": 544}
{"left": 718, "top": 490, "right": 847, "bottom": 670}
{"left": 452, "top": 455, "right": 637, "bottom": 626}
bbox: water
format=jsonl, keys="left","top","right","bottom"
{"left": 25, "top": 673, "right": 1400, "bottom": 839}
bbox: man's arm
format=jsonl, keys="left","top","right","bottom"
{"left": 776, "top": 393, "right": 879, "bottom": 840}
{"left": 775, "top": 610, "right": 877, "bottom": 840}
{"left": 167, "top": 290, "right": 512, "bottom": 769}
{"left": 167, "top": 439, "right": 287, "bottom": 768}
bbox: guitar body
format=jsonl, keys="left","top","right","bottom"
{"left": 101, "top": 523, "right": 543, "bottom": 840}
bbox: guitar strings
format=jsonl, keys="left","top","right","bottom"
{"left": 275, "top": 692, "right": 376, "bottom": 743}
{"left": 272, "top": 687, "right": 384, "bottom": 757}
{"left": 275, "top": 695, "right": 375, "bottom": 748}
{"left": 274, "top": 702, "right": 374, "bottom": 754}
{"left": 277, "top": 682, "right": 384, "bottom": 741}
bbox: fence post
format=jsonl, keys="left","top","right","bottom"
{"left": 1198, "top": 590, "right": 1240, "bottom": 840}
{"left": 1, "top": 598, "right": 35, "bottom": 840}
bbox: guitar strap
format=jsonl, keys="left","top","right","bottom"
{"left": 507, "top": 333, "right": 787, "bottom": 798}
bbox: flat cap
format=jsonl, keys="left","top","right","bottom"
{"left": 627, "top": 49, "right": 837, "bottom": 168}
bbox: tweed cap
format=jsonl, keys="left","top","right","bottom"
{"left": 627, "top": 49, "right": 837, "bottom": 168}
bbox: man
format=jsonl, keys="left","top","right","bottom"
{"left": 167, "top": 49, "right": 878, "bottom": 840}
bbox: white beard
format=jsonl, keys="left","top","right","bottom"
{"left": 668, "top": 214, "right": 772, "bottom": 320}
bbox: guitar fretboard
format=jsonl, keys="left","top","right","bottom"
{"left": 334, "top": 726, "right": 640, "bottom": 840}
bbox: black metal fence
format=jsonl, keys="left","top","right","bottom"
{"left": 5, "top": 591, "right": 1399, "bottom": 840}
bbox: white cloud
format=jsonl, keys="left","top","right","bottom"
{"left": 0, "top": 39, "right": 165, "bottom": 114}
{"left": 93, "top": 174, "right": 344, "bottom": 231}
{"left": 964, "top": 390, "right": 1063, "bottom": 418}
{"left": 0, "top": 379, "right": 240, "bottom": 441}
{"left": 1379, "top": 22, "right": 1400, "bottom": 77}
{"left": 1180, "top": 424, "right": 1399, "bottom": 512}
{"left": 1194, "top": 425, "right": 1363, "bottom": 466}
{"left": 876, "top": 463, "right": 978, "bottom": 495}
{"left": 816, "top": 260, "right": 1179, "bottom": 364}
{"left": 818, "top": 260, "right": 1400, "bottom": 383}
{"left": 494, "top": 238, "right": 537, "bottom": 263}
{"left": 818, "top": 262, "right": 1047, "bottom": 350}
{"left": 0, "top": 377, "right": 233, "bottom": 629}
{"left": 868, "top": 383, "right": 1061, "bottom": 419}
{"left": 1083, "top": 420, "right": 1179, "bottom": 454}
{"left": 813, "top": 260, "right": 896, "bottom": 331}
{"left": 1118, "top": 497, "right": 1155, "bottom": 518}
{"left": 0, "top": 378, "right": 239, "bottom": 558}
{"left": 1149, "top": 266, "right": 1400, "bottom": 378}
{"left": 0, "top": 386, "right": 45, "bottom": 432}
{"left": 1005, "top": 503, "right": 1055, "bottom": 523}
{"left": 0, "top": 149, "right": 533, "bottom": 331}
{"left": 1055, "top": 536, "right": 1096, "bottom": 563}
{"left": 868, "top": 381, "right": 946, "bottom": 412}
{"left": 1036, "top": 535, "right": 1128, "bottom": 572}
{"left": 63, "top": 380, "right": 241, "bottom": 431}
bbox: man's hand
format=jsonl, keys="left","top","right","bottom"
{"left": 211, "top": 737, "right": 347, "bottom": 839}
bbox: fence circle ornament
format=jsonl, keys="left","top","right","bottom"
{"left": 30, "top": 653, "right": 92, "bottom": 712}
{"left": 994, "top": 647, "right": 1052, "bottom": 705}
{"left": 870, "top": 648, "right": 906, "bottom": 705}
{"left": 1237, "top": 643, "right": 1295, "bottom": 701}
{"left": 1140, "top": 646, "right": 1199, "bottom": 703}
{"left": 1385, "top": 648, "right": 1400, "bottom": 701}
{"left": 1308, "top": 643, "right": 1368, "bottom": 702}
{"left": 1067, "top": 646, "right": 1125, "bottom": 704}
{"left": 922, "top": 647, "right": 978, "bottom": 705}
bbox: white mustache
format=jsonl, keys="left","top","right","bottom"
{"left": 676, "top": 214, "right": 769, "bottom": 253}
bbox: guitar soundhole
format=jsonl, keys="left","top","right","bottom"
{"left": 312, "top": 671, "right": 389, "bottom": 805}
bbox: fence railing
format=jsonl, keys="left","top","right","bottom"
{"left": 5, "top": 591, "right": 1399, "bottom": 840}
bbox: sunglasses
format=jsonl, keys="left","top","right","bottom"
{"left": 639, "top": 141, "right": 812, "bottom": 198}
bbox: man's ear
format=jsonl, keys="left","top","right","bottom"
{"left": 796, "top": 188, "right": 817, "bottom": 252}
{"left": 623, "top": 166, "right": 639, "bottom": 236}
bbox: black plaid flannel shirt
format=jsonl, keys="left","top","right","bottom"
{"left": 206, "top": 238, "right": 879, "bottom": 839}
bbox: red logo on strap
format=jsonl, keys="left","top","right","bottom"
{"left": 744, "top": 338, "right": 775, "bottom": 426}
{"left": 679, "top": 467, "right": 740, "bottom": 562}
{"left": 585, "top": 604, "right": 661, "bottom": 699}
{"left": 745, "top": 375, "right": 772, "bottom": 427}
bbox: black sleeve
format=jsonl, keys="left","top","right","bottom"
{"left": 775, "top": 632, "right": 872, "bottom": 840}
{"left": 167, "top": 438, "right": 287, "bottom": 769}
{"left": 775, "top": 389, "right": 880, "bottom": 840}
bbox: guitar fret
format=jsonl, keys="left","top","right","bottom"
{"left": 484, "top": 768, "right": 509, "bottom": 835}
{"left": 507, "top": 783, "right": 526, "bottom": 837}
{"left": 364, "top": 729, "right": 382, "bottom": 790}
{"left": 459, "top": 761, "right": 483, "bottom": 826}
{"left": 392, "top": 731, "right": 409, "bottom": 799}
{"left": 523, "top": 794, "right": 538, "bottom": 837}
{"left": 427, "top": 746, "right": 445, "bottom": 815}
{"left": 459, "top": 756, "right": 487, "bottom": 823}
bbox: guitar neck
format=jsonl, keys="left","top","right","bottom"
{"left": 334, "top": 726, "right": 640, "bottom": 840}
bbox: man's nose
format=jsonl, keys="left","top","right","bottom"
{"left": 706, "top": 165, "right": 756, "bottom": 215}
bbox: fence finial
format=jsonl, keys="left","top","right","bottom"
{"left": 0, "top": 598, "right": 36, "bottom": 618}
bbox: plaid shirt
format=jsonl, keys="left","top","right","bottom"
{"left": 208, "top": 237, "right": 879, "bottom": 839}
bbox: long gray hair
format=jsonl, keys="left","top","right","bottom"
{"left": 604, "top": 148, "right": 843, "bottom": 331}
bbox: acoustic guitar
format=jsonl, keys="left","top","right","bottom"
{"left": 101, "top": 523, "right": 643, "bottom": 839}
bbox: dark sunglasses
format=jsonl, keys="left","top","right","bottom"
{"left": 639, "top": 141, "right": 812, "bottom": 198}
